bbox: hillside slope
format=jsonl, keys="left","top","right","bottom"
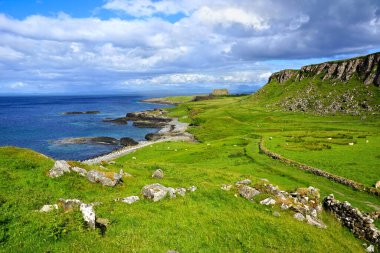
{"left": 252, "top": 52, "right": 380, "bottom": 115}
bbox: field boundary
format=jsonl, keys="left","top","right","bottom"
{"left": 258, "top": 138, "right": 380, "bottom": 197}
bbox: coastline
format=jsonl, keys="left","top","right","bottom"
{"left": 82, "top": 107, "right": 194, "bottom": 164}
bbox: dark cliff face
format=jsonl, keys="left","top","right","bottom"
{"left": 268, "top": 52, "right": 380, "bottom": 86}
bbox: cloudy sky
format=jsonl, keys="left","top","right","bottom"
{"left": 0, "top": 0, "right": 380, "bottom": 95}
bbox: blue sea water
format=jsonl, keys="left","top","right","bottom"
{"left": 0, "top": 95, "right": 171, "bottom": 160}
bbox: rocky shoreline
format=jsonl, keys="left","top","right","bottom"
{"left": 82, "top": 107, "right": 194, "bottom": 164}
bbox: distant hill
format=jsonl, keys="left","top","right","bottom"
{"left": 252, "top": 52, "right": 380, "bottom": 115}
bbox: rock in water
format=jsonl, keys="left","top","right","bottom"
{"left": 238, "top": 185, "right": 260, "bottom": 200}
{"left": 152, "top": 169, "right": 164, "bottom": 179}
{"left": 80, "top": 203, "right": 96, "bottom": 229}
{"left": 49, "top": 160, "right": 71, "bottom": 178}
{"left": 120, "top": 137, "right": 138, "bottom": 146}
{"left": 71, "top": 167, "right": 87, "bottom": 177}
{"left": 120, "top": 196, "right": 140, "bottom": 204}
{"left": 141, "top": 183, "right": 168, "bottom": 202}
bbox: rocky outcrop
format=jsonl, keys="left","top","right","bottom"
{"left": 54, "top": 137, "right": 119, "bottom": 145}
{"left": 268, "top": 52, "right": 380, "bottom": 85}
{"left": 141, "top": 183, "right": 196, "bottom": 202}
{"left": 48, "top": 160, "right": 71, "bottom": 178}
{"left": 102, "top": 117, "right": 129, "bottom": 124}
{"left": 120, "top": 137, "right": 138, "bottom": 146}
{"left": 323, "top": 194, "right": 380, "bottom": 249}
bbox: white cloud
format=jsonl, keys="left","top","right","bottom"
{"left": 0, "top": 0, "right": 379, "bottom": 94}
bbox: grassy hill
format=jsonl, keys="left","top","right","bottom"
{"left": 1, "top": 54, "right": 380, "bottom": 252}
{"left": 251, "top": 52, "right": 380, "bottom": 115}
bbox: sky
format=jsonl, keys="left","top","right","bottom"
{"left": 0, "top": 0, "right": 380, "bottom": 95}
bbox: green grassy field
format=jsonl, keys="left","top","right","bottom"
{"left": 0, "top": 95, "right": 379, "bottom": 252}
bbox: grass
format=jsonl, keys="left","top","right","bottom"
{"left": 0, "top": 94, "right": 379, "bottom": 252}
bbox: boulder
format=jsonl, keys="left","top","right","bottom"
{"left": 260, "top": 197, "right": 276, "bottom": 205}
{"left": 120, "top": 196, "right": 140, "bottom": 204}
{"left": 39, "top": 204, "right": 58, "bottom": 212}
{"left": 152, "top": 169, "right": 164, "bottom": 179}
{"left": 49, "top": 160, "right": 71, "bottom": 178}
{"left": 145, "top": 133, "right": 162, "bottom": 141}
{"left": 235, "top": 179, "right": 252, "bottom": 186}
{"left": 366, "top": 245, "right": 375, "bottom": 253}
{"left": 80, "top": 203, "right": 96, "bottom": 229}
{"left": 87, "top": 170, "right": 120, "bottom": 187}
{"left": 142, "top": 183, "right": 168, "bottom": 202}
{"left": 221, "top": 184, "right": 233, "bottom": 191}
{"left": 71, "top": 167, "right": 87, "bottom": 177}
{"left": 120, "top": 137, "right": 138, "bottom": 146}
{"left": 238, "top": 186, "right": 260, "bottom": 200}
{"left": 102, "top": 117, "right": 129, "bottom": 125}
{"left": 294, "top": 213, "right": 305, "bottom": 221}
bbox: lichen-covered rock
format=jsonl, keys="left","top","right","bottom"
{"left": 142, "top": 183, "right": 168, "bottom": 202}
{"left": 71, "top": 167, "right": 87, "bottom": 177}
{"left": 49, "top": 160, "right": 71, "bottom": 178}
{"left": 238, "top": 185, "right": 260, "bottom": 200}
{"left": 152, "top": 169, "right": 164, "bottom": 179}
{"left": 87, "top": 170, "right": 120, "bottom": 187}
{"left": 120, "top": 196, "right": 140, "bottom": 204}
{"left": 80, "top": 203, "right": 96, "bottom": 229}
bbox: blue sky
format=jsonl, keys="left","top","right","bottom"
{"left": 0, "top": 0, "right": 380, "bottom": 95}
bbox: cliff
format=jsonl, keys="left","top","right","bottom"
{"left": 254, "top": 52, "right": 380, "bottom": 115}
{"left": 269, "top": 52, "right": 380, "bottom": 86}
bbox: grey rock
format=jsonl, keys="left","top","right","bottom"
{"left": 71, "top": 166, "right": 87, "bottom": 177}
{"left": 281, "top": 203, "right": 289, "bottom": 210}
{"left": 87, "top": 170, "right": 119, "bottom": 187}
{"left": 59, "top": 198, "right": 82, "bottom": 212}
{"left": 142, "top": 183, "right": 168, "bottom": 202}
{"left": 306, "top": 215, "right": 327, "bottom": 229}
{"left": 167, "top": 187, "right": 176, "bottom": 198}
{"left": 39, "top": 204, "right": 58, "bottom": 212}
{"left": 121, "top": 196, "right": 140, "bottom": 204}
{"left": 152, "top": 169, "right": 164, "bottom": 179}
{"left": 294, "top": 212, "right": 305, "bottom": 221}
{"left": 235, "top": 179, "right": 252, "bottom": 185}
{"left": 49, "top": 160, "right": 71, "bottom": 178}
{"left": 260, "top": 197, "right": 276, "bottom": 205}
{"left": 238, "top": 185, "right": 260, "bottom": 200}
{"left": 80, "top": 203, "right": 96, "bottom": 229}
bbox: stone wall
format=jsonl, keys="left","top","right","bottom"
{"left": 323, "top": 194, "right": 379, "bottom": 249}
{"left": 258, "top": 139, "right": 380, "bottom": 197}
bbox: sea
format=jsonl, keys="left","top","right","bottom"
{"left": 0, "top": 95, "right": 172, "bottom": 160}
